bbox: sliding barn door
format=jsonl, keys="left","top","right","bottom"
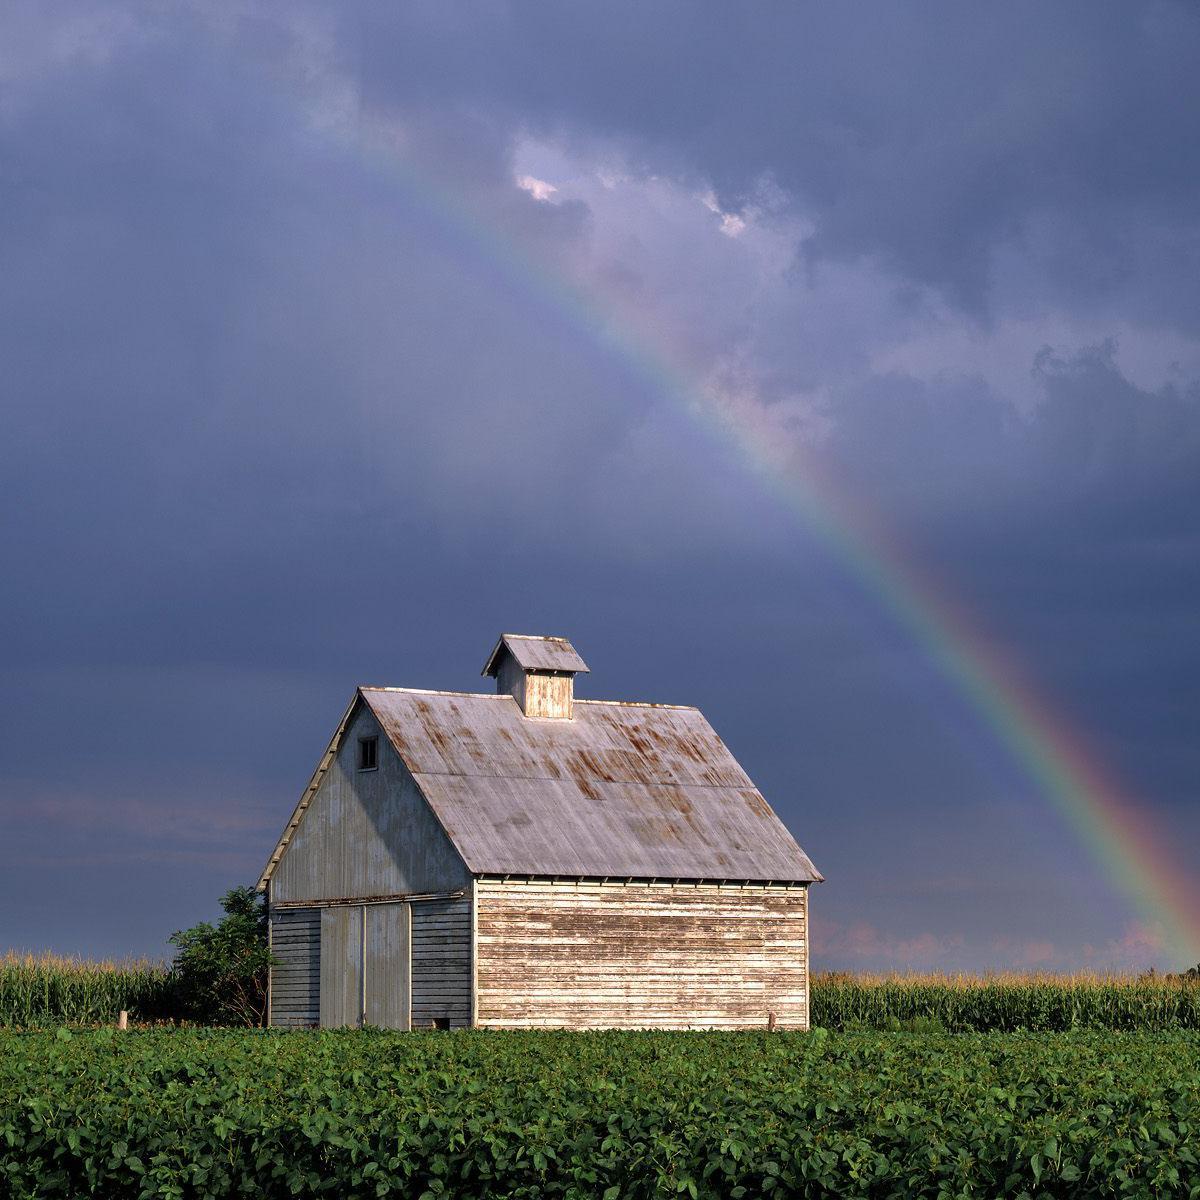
{"left": 319, "top": 903, "right": 411, "bottom": 1029}
{"left": 319, "top": 906, "right": 362, "bottom": 1029}
{"left": 365, "top": 903, "right": 411, "bottom": 1029}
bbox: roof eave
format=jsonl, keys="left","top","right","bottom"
{"left": 481, "top": 633, "right": 590, "bottom": 676}
{"left": 480, "top": 633, "right": 509, "bottom": 677}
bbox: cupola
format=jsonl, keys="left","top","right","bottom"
{"left": 481, "top": 633, "right": 589, "bottom": 719}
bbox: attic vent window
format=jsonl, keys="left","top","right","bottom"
{"left": 357, "top": 736, "right": 378, "bottom": 772}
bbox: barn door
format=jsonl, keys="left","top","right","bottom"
{"left": 319, "top": 903, "right": 411, "bottom": 1029}
{"left": 319, "top": 906, "right": 362, "bottom": 1028}
{"left": 365, "top": 903, "right": 411, "bottom": 1029}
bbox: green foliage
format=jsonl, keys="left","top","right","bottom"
{"left": 811, "top": 971, "right": 1200, "bottom": 1032}
{"left": 881, "top": 1014, "right": 945, "bottom": 1033}
{"left": 1, "top": 886, "right": 272, "bottom": 1027}
{"left": 0, "top": 953, "right": 176, "bottom": 1028}
{"left": 0, "top": 1028, "right": 1197, "bottom": 1197}
{"left": 169, "top": 887, "right": 272, "bottom": 1027}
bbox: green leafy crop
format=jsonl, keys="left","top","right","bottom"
{"left": 1, "top": 1028, "right": 1197, "bottom": 1198}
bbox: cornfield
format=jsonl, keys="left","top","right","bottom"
{"left": 0, "top": 953, "right": 178, "bottom": 1027}
{"left": 6, "top": 954, "right": 1200, "bottom": 1032}
{"left": 811, "top": 970, "right": 1200, "bottom": 1031}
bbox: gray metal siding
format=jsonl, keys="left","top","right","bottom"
{"left": 271, "top": 703, "right": 471, "bottom": 904}
{"left": 320, "top": 906, "right": 363, "bottom": 1028}
{"left": 269, "top": 907, "right": 319, "bottom": 1027}
{"left": 411, "top": 897, "right": 472, "bottom": 1029}
{"left": 365, "top": 902, "right": 411, "bottom": 1029}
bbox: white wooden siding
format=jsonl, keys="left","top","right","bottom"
{"left": 521, "top": 672, "right": 572, "bottom": 718}
{"left": 495, "top": 658, "right": 574, "bottom": 718}
{"left": 474, "top": 879, "right": 809, "bottom": 1030}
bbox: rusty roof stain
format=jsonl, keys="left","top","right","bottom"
{"left": 353, "top": 687, "right": 821, "bottom": 883}
{"left": 481, "top": 633, "right": 590, "bottom": 677}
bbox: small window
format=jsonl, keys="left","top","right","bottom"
{"left": 357, "top": 736, "right": 378, "bottom": 771}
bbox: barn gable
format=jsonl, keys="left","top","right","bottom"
{"left": 265, "top": 696, "right": 470, "bottom": 904}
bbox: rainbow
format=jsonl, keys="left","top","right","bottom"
{"left": 347, "top": 121, "right": 1200, "bottom": 965}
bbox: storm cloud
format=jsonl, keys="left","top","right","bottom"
{"left": 1, "top": 2, "right": 1197, "bottom": 969}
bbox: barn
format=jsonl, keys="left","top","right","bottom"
{"left": 257, "top": 634, "right": 822, "bottom": 1029}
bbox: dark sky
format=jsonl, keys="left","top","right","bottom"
{"left": 3, "top": 2, "right": 1198, "bottom": 972}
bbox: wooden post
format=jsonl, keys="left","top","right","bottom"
{"left": 117, "top": 1010, "right": 128, "bottom": 1030}
{"left": 767, "top": 1011, "right": 776, "bottom": 1032}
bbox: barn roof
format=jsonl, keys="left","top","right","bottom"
{"left": 343, "top": 687, "right": 822, "bottom": 883}
{"left": 481, "top": 634, "right": 590, "bottom": 676}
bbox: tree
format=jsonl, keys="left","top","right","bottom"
{"left": 169, "top": 886, "right": 273, "bottom": 1025}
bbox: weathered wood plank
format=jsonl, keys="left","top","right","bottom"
{"left": 475, "top": 879, "right": 809, "bottom": 1030}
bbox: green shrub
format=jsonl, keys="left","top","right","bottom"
{"left": 169, "top": 886, "right": 272, "bottom": 1026}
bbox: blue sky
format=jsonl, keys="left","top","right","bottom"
{"left": 2, "top": 1, "right": 1198, "bottom": 971}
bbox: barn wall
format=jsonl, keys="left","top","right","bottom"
{"left": 268, "top": 907, "right": 320, "bottom": 1027}
{"left": 271, "top": 702, "right": 470, "bottom": 904}
{"left": 474, "top": 879, "right": 809, "bottom": 1030}
{"left": 411, "top": 897, "right": 472, "bottom": 1029}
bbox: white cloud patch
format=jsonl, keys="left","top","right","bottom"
{"left": 699, "top": 189, "right": 747, "bottom": 237}
{"left": 516, "top": 173, "right": 559, "bottom": 202}
{"left": 507, "top": 133, "right": 1200, "bottom": 449}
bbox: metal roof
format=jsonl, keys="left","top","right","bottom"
{"left": 481, "top": 634, "right": 590, "bottom": 677}
{"left": 356, "top": 687, "right": 821, "bottom": 883}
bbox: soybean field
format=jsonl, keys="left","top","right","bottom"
{"left": 2, "top": 1027, "right": 1197, "bottom": 1198}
